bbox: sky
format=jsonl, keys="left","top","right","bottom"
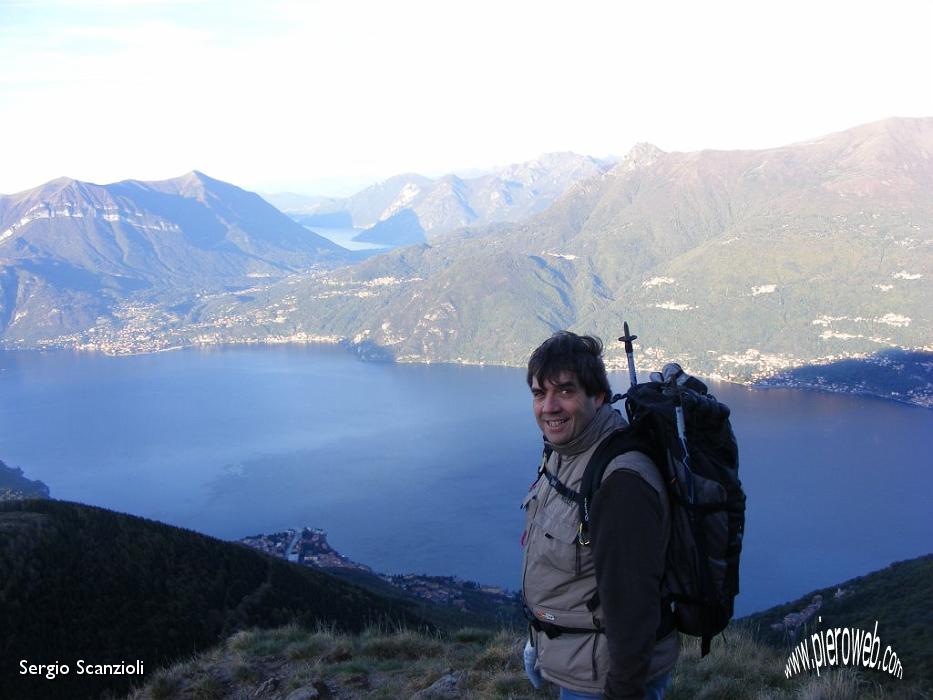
{"left": 1, "top": 0, "right": 932, "bottom": 197}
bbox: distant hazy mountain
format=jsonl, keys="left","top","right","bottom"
{"left": 284, "top": 153, "right": 614, "bottom": 244}
{"left": 259, "top": 190, "right": 336, "bottom": 213}
{"left": 180, "top": 118, "right": 932, "bottom": 396}
{"left": 0, "top": 171, "right": 349, "bottom": 345}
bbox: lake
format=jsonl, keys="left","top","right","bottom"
{"left": 0, "top": 345, "right": 930, "bottom": 616}
{"left": 306, "top": 226, "right": 390, "bottom": 251}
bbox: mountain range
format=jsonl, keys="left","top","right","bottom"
{"left": 266, "top": 151, "right": 614, "bottom": 244}
{"left": 0, "top": 171, "right": 348, "bottom": 346}
{"left": 1, "top": 118, "right": 931, "bottom": 401}
{"left": 188, "top": 118, "right": 933, "bottom": 391}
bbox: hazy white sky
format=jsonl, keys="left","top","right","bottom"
{"left": 1, "top": 0, "right": 931, "bottom": 196}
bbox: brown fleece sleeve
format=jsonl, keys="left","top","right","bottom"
{"left": 590, "top": 469, "right": 665, "bottom": 700}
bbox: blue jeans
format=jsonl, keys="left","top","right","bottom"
{"left": 558, "top": 671, "right": 672, "bottom": 700}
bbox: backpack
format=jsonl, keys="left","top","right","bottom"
{"left": 579, "top": 373, "right": 746, "bottom": 656}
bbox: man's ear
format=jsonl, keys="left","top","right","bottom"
{"left": 595, "top": 392, "right": 606, "bottom": 408}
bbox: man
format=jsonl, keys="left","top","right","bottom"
{"left": 521, "top": 331, "right": 678, "bottom": 700}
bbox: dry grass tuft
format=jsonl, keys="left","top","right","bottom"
{"left": 360, "top": 628, "right": 444, "bottom": 661}
{"left": 454, "top": 627, "right": 496, "bottom": 644}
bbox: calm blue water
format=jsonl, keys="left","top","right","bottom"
{"left": 0, "top": 345, "right": 930, "bottom": 616}
{"left": 306, "top": 226, "right": 390, "bottom": 251}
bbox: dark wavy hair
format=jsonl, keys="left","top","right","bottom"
{"left": 526, "top": 331, "right": 612, "bottom": 400}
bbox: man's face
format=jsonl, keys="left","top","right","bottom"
{"left": 531, "top": 371, "right": 605, "bottom": 445}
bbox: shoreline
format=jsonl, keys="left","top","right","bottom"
{"left": 2, "top": 338, "right": 931, "bottom": 410}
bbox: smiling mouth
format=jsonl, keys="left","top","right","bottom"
{"left": 545, "top": 418, "right": 569, "bottom": 428}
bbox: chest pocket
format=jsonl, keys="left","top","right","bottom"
{"left": 531, "top": 495, "right": 593, "bottom": 576}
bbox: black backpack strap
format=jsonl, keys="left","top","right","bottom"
{"left": 541, "top": 461, "right": 580, "bottom": 504}
{"left": 538, "top": 444, "right": 578, "bottom": 508}
{"left": 537, "top": 424, "right": 654, "bottom": 546}
{"left": 539, "top": 461, "right": 591, "bottom": 545}
{"left": 539, "top": 443, "right": 591, "bottom": 544}
{"left": 523, "top": 603, "right": 603, "bottom": 639}
{"left": 577, "top": 426, "right": 653, "bottom": 543}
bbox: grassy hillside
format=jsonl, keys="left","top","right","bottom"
{"left": 0, "top": 499, "right": 437, "bottom": 700}
{"left": 739, "top": 555, "right": 933, "bottom": 690}
{"left": 123, "top": 623, "right": 930, "bottom": 700}
{"left": 2, "top": 496, "right": 928, "bottom": 699}
{"left": 121, "top": 555, "right": 933, "bottom": 699}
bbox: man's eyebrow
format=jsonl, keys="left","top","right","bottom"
{"left": 531, "top": 376, "right": 577, "bottom": 391}
{"left": 552, "top": 381, "right": 577, "bottom": 390}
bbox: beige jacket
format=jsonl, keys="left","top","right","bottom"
{"left": 521, "top": 405, "right": 679, "bottom": 695}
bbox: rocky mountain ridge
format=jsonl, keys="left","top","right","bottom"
{"left": 278, "top": 151, "right": 614, "bottom": 244}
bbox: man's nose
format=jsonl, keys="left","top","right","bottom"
{"left": 542, "top": 393, "right": 559, "bottom": 413}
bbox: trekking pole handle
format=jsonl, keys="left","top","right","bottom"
{"left": 619, "top": 322, "right": 638, "bottom": 388}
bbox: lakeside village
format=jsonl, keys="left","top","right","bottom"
{"left": 22, "top": 296, "right": 933, "bottom": 411}
{"left": 238, "top": 528, "right": 860, "bottom": 647}
{"left": 239, "top": 527, "right": 517, "bottom": 613}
